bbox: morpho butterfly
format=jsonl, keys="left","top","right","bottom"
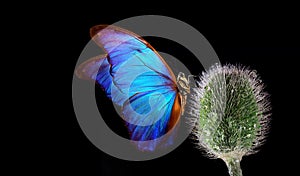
{"left": 76, "top": 25, "right": 190, "bottom": 151}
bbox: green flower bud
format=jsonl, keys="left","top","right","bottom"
{"left": 188, "top": 64, "right": 271, "bottom": 176}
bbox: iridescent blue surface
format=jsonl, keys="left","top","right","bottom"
{"left": 77, "top": 25, "right": 180, "bottom": 151}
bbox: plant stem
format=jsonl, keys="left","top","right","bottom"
{"left": 224, "top": 157, "right": 243, "bottom": 176}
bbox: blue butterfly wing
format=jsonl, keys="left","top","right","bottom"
{"left": 76, "top": 25, "right": 181, "bottom": 151}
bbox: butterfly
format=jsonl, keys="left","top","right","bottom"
{"left": 75, "top": 25, "right": 190, "bottom": 151}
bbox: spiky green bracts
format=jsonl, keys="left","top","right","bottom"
{"left": 188, "top": 64, "right": 271, "bottom": 176}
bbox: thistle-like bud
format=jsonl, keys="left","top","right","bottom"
{"left": 188, "top": 64, "right": 271, "bottom": 176}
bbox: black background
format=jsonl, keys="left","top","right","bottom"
{"left": 51, "top": 5, "right": 300, "bottom": 176}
